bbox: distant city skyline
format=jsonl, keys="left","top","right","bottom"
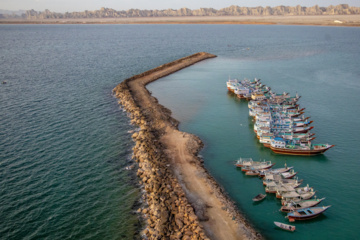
{"left": 2, "top": 0, "right": 360, "bottom": 13}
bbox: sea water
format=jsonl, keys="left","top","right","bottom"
{"left": 1, "top": 24, "right": 359, "bottom": 240}
{"left": 148, "top": 25, "right": 360, "bottom": 239}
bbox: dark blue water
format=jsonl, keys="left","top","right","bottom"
{"left": 1, "top": 24, "right": 359, "bottom": 239}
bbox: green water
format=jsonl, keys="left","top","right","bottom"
{"left": 148, "top": 49, "right": 360, "bottom": 239}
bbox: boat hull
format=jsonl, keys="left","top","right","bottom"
{"left": 241, "top": 163, "right": 275, "bottom": 172}
{"left": 287, "top": 206, "right": 331, "bottom": 222}
{"left": 274, "top": 222, "right": 295, "bottom": 232}
{"left": 245, "top": 171, "right": 260, "bottom": 176}
{"left": 280, "top": 198, "right": 325, "bottom": 212}
{"left": 270, "top": 145, "right": 334, "bottom": 156}
{"left": 252, "top": 194, "right": 266, "bottom": 202}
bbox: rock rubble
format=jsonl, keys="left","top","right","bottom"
{"left": 113, "top": 52, "right": 261, "bottom": 239}
{"left": 114, "top": 79, "right": 209, "bottom": 239}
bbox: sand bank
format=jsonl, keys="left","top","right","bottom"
{"left": 1, "top": 15, "right": 360, "bottom": 27}
{"left": 113, "top": 52, "right": 261, "bottom": 239}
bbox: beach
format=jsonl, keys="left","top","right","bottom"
{"left": 113, "top": 52, "right": 261, "bottom": 239}
{"left": 1, "top": 15, "right": 360, "bottom": 27}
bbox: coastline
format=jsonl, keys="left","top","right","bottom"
{"left": 113, "top": 52, "right": 261, "bottom": 239}
{"left": 1, "top": 15, "right": 360, "bottom": 27}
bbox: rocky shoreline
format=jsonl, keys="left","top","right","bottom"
{"left": 113, "top": 52, "right": 261, "bottom": 239}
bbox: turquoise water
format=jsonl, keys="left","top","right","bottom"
{"left": 1, "top": 24, "right": 359, "bottom": 239}
{"left": 148, "top": 27, "right": 360, "bottom": 239}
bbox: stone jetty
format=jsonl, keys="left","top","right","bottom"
{"left": 113, "top": 52, "right": 261, "bottom": 240}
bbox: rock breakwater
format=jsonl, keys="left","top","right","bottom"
{"left": 113, "top": 52, "right": 261, "bottom": 239}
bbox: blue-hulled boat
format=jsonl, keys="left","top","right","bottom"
{"left": 286, "top": 206, "right": 331, "bottom": 222}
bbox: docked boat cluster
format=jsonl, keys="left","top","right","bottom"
{"left": 236, "top": 158, "right": 331, "bottom": 223}
{"left": 226, "top": 78, "right": 334, "bottom": 156}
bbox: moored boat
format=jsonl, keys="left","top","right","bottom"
{"left": 280, "top": 197, "right": 326, "bottom": 212}
{"left": 252, "top": 193, "right": 266, "bottom": 202}
{"left": 258, "top": 164, "right": 293, "bottom": 177}
{"left": 276, "top": 184, "right": 315, "bottom": 199}
{"left": 265, "top": 179, "right": 302, "bottom": 193}
{"left": 263, "top": 174, "right": 302, "bottom": 186}
{"left": 235, "top": 158, "right": 254, "bottom": 167}
{"left": 280, "top": 189, "right": 316, "bottom": 201}
{"left": 281, "top": 169, "right": 298, "bottom": 179}
{"left": 286, "top": 206, "right": 331, "bottom": 222}
{"left": 274, "top": 221, "right": 296, "bottom": 232}
{"left": 241, "top": 161, "right": 275, "bottom": 172}
{"left": 245, "top": 170, "right": 260, "bottom": 176}
{"left": 270, "top": 138, "right": 334, "bottom": 156}
{"left": 266, "top": 184, "right": 295, "bottom": 194}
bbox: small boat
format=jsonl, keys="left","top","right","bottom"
{"left": 241, "top": 161, "right": 275, "bottom": 172}
{"left": 252, "top": 193, "right": 266, "bottom": 202}
{"left": 280, "top": 197, "right": 326, "bottom": 212}
{"left": 286, "top": 206, "right": 331, "bottom": 222}
{"left": 263, "top": 177, "right": 302, "bottom": 186}
{"left": 245, "top": 170, "right": 260, "bottom": 176}
{"left": 265, "top": 181, "right": 301, "bottom": 194}
{"left": 258, "top": 164, "right": 293, "bottom": 177}
{"left": 281, "top": 169, "right": 298, "bottom": 179}
{"left": 235, "top": 158, "right": 255, "bottom": 167}
{"left": 277, "top": 186, "right": 316, "bottom": 199}
{"left": 274, "top": 221, "right": 296, "bottom": 232}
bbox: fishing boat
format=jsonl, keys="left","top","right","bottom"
{"left": 235, "top": 158, "right": 272, "bottom": 168}
{"left": 252, "top": 193, "right": 266, "bottom": 202}
{"left": 245, "top": 170, "right": 260, "bottom": 176}
{"left": 241, "top": 161, "right": 275, "bottom": 172}
{"left": 270, "top": 138, "right": 334, "bottom": 156}
{"left": 281, "top": 169, "right": 298, "bottom": 179}
{"left": 265, "top": 178, "right": 302, "bottom": 186}
{"left": 251, "top": 92, "right": 267, "bottom": 101}
{"left": 274, "top": 221, "right": 296, "bottom": 232}
{"left": 226, "top": 79, "right": 239, "bottom": 92}
{"left": 235, "top": 90, "right": 252, "bottom": 100}
{"left": 266, "top": 184, "right": 295, "bottom": 194}
{"left": 263, "top": 173, "right": 301, "bottom": 185}
{"left": 265, "top": 179, "right": 302, "bottom": 193}
{"left": 279, "top": 189, "right": 316, "bottom": 201}
{"left": 235, "top": 158, "right": 255, "bottom": 167}
{"left": 280, "top": 198, "right": 326, "bottom": 212}
{"left": 258, "top": 164, "right": 293, "bottom": 177}
{"left": 276, "top": 185, "right": 315, "bottom": 199}
{"left": 286, "top": 206, "right": 331, "bottom": 222}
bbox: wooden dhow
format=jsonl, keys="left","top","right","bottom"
{"left": 276, "top": 184, "right": 315, "bottom": 199}
{"left": 241, "top": 161, "right": 275, "bottom": 172}
{"left": 270, "top": 137, "right": 334, "bottom": 156}
{"left": 280, "top": 197, "right": 326, "bottom": 212}
{"left": 286, "top": 206, "right": 331, "bottom": 222}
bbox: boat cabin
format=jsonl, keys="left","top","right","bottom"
{"left": 270, "top": 137, "right": 286, "bottom": 148}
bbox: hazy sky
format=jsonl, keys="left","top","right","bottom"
{"left": 2, "top": 0, "right": 360, "bottom": 12}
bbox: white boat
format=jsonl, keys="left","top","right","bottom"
{"left": 274, "top": 221, "right": 295, "bottom": 232}
{"left": 280, "top": 197, "right": 326, "bottom": 212}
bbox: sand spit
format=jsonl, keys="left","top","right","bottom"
{"left": 2, "top": 15, "right": 360, "bottom": 27}
{"left": 113, "top": 52, "right": 261, "bottom": 240}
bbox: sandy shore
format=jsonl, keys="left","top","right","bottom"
{"left": 2, "top": 15, "right": 360, "bottom": 27}
{"left": 113, "top": 52, "right": 261, "bottom": 239}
